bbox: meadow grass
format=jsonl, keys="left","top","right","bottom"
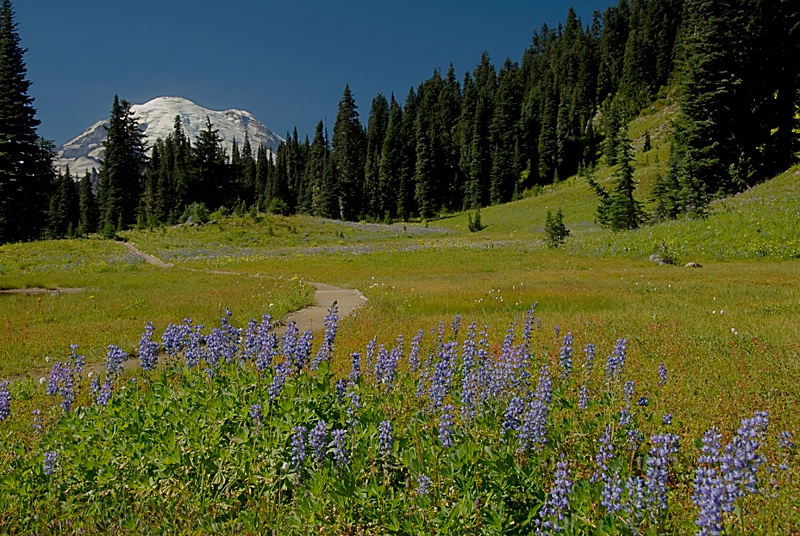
{"left": 0, "top": 147, "right": 799, "bottom": 531}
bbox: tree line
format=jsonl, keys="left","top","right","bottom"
{"left": 1, "top": 0, "right": 798, "bottom": 243}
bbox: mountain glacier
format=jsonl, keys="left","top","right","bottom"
{"left": 55, "top": 96, "right": 283, "bottom": 176}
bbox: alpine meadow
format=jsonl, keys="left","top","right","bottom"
{"left": 1, "top": 0, "right": 800, "bottom": 534}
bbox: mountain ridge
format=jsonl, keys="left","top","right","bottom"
{"left": 55, "top": 96, "right": 283, "bottom": 176}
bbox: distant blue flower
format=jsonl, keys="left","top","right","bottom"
{"left": 451, "top": 314, "right": 461, "bottom": 338}
{"left": 312, "top": 302, "right": 338, "bottom": 370}
{"left": 375, "top": 344, "right": 399, "bottom": 389}
{"left": 502, "top": 396, "right": 525, "bottom": 435}
{"left": 348, "top": 352, "right": 362, "bottom": 384}
{"left": 249, "top": 404, "right": 262, "bottom": 426}
{"left": 559, "top": 332, "right": 573, "bottom": 380}
{"left": 592, "top": 425, "right": 615, "bottom": 483}
{"left": 720, "top": 411, "right": 768, "bottom": 508}
{"left": 347, "top": 391, "right": 361, "bottom": 426}
{"left": 536, "top": 365, "right": 552, "bottom": 406}
{"left": 335, "top": 379, "right": 347, "bottom": 403}
{"left": 625, "top": 475, "right": 647, "bottom": 520}
{"left": 536, "top": 454, "right": 573, "bottom": 534}
{"left": 138, "top": 322, "right": 159, "bottom": 371}
{"left": 291, "top": 426, "right": 307, "bottom": 470}
{"left": 365, "top": 337, "right": 377, "bottom": 380}
{"left": 294, "top": 330, "right": 313, "bottom": 371}
{"left": 408, "top": 330, "right": 423, "bottom": 372}
{"left": 619, "top": 407, "right": 631, "bottom": 427}
{"left": 578, "top": 384, "right": 589, "bottom": 410}
{"left": 428, "top": 342, "right": 457, "bottom": 409}
{"left": 438, "top": 404, "right": 456, "bottom": 448}
{"left": 378, "top": 420, "right": 393, "bottom": 458}
{"left": 47, "top": 361, "right": 75, "bottom": 412}
{"left": 31, "top": 408, "right": 43, "bottom": 433}
{"left": 281, "top": 320, "right": 299, "bottom": 368}
{"left": 658, "top": 362, "right": 668, "bottom": 386}
{"left": 417, "top": 473, "right": 432, "bottom": 496}
{"left": 43, "top": 451, "right": 58, "bottom": 476}
{"left": 623, "top": 380, "right": 635, "bottom": 403}
{"left": 522, "top": 303, "right": 538, "bottom": 352}
{"left": 255, "top": 315, "right": 277, "bottom": 372}
{"left": 638, "top": 396, "right": 649, "bottom": 407}
{"left": 583, "top": 344, "right": 595, "bottom": 376}
{"left": 628, "top": 429, "right": 644, "bottom": 451}
{"left": 331, "top": 428, "right": 348, "bottom": 468}
{"left": 645, "top": 433, "right": 680, "bottom": 516}
{"left": 553, "top": 325, "right": 560, "bottom": 341}
{"left": 0, "top": 381, "right": 9, "bottom": 422}
{"left": 518, "top": 398, "right": 548, "bottom": 453}
{"left": 268, "top": 361, "right": 291, "bottom": 401}
{"left": 778, "top": 431, "right": 795, "bottom": 452}
{"left": 693, "top": 427, "right": 724, "bottom": 536}
{"left": 309, "top": 420, "right": 328, "bottom": 464}
{"left": 605, "top": 338, "right": 627, "bottom": 382}
{"left": 96, "top": 376, "right": 114, "bottom": 407}
{"left": 662, "top": 413, "right": 673, "bottom": 426}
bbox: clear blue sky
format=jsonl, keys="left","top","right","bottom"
{"left": 17, "top": 0, "right": 614, "bottom": 147}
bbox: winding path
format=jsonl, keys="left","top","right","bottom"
{"left": 122, "top": 241, "right": 367, "bottom": 333}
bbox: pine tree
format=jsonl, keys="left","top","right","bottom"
{"left": 378, "top": 96, "right": 404, "bottom": 220}
{"left": 592, "top": 128, "right": 646, "bottom": 231}
{"left": 191, "top": 116, "right": 227, "bottom": 209}
{"left": 364, "top": 94, "right": 389, "bottom": 218}
{"left": 0, "top": 0, "right": 50, "bottom": 243}
{"left": 490, "top": 58, "right": 522, "bottom": 205}
{"left": 544, "top": 208, "right": 570, "bottom": 248}
{"left": 78, "top": 171, "right": 99, "bottom": 235}
{"left": 331, "top": 85, "right": 366, "bottom": 220}
{"left": 47, "top": 169, "right": 79, "bottom": 238}
{"left": 97, "top": 96, "right": 147, "bottom": 234}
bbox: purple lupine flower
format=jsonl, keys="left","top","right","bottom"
{"left": 428, "top": 342, "right": 457, "bottom": 409}
{"left": 719, "top": 411, "right": 769, "bottom": 508}
{"left": 638, "top": 396, "right": 649, "bottom": 407}
{"left": 623, "top": 380, "right": 635, "bottom": 403}
{"left": 138, "top": 322, "right": 159, "bottom": 371}
{"left": 96, "top": 377, "right": 113, "bottom": 407}
{"left": 105, "top": 345, "right": 127, "bottom": 378}
{"left": 331, "top": 428, "right": 348, "bottom": 468}
{"left": 583, "top": 344, "right": 595, "bottom": 376}
{"left": 591, "top": 425, "right": 615, "bottom": 483}
{"left": 536, "top": 454, "right": 573, "bottom": 534}
{"left": 553, "top": 325, "right": 560, "bottom": 341}
{"left": 162, "top": 319, "right": 191, "bottom": 356}
{"left": 294, "top": 330, "right": 313, "bottom": 371}
{"left": 602, "top": 470, "right": 624, "bottom": 514}
{"left": 0, "top": 381, "right": 9, "bottom": 422}
{"left": 536, "top": 365, "right": 552, "bottom": 406}
{"left": 461, "top": 323, "right": 477, "bottom": 374}
{"left": 374, "top": 344, "right": 392, "bottom": 387}
{"left": 43, "top": 451, "right": 58, "bottom": 476}
{"left": 502, "top": 396, "right": 525, "bottom": 435}
{"left": 249, "top": 404, "right": 263, "bottom": 426}
{"left": 778, "top": 431, "right": 795, "bottom": 452}
{"left": 346, "top": 391, "right": 361, "bottom": 426}
{"left": 281, "top": 320, "right": 299, "bottom": 367}
{"left": 243, "top": 318, "right": 259, "bottom": 362}
{"left": 378, "top": 420, "right": 393, "bottom": 458}
{"left": 559, "top": 332, "right": 573, "bottom": 380}
{"left": 309, "top": 420, "right": 328, "bottom": 464}
{"left": 693, "top": 427, "right": 725, "bottom": 536}
{"left": 348, "top": 352, "right": 362, "bottom": 384}
{"left": 268, "top": 361, "right": 290, "bottom": 401}
{"left": 311, "top": 302, "right": 338, "bottom": 370}
{"left": 625, "top": 475, "right": 647, "bottom": 520}
{"left": 291, "top": 426, "right": 307, "bottom": 470}
{"left": 619, "top": 406, "right": 631, "bottom": 426}
{"left": 436, "top": 320, "right": 446, "bottom": 350}
{"left": 518, "top": 398, "right": 548, "bottom": 453}
{"left": 184, "top": 324, "right": 205, "bottom": 368}
{"left": 578, "top": 383, "right": 589, "bottom": 410}
{"left": 219, "top": 314, "right": 240, "bottom": 363}
{"left": 645, "top": 433, "right": 681, "bottom": 516}
{"left": 522, "top": 303, "right": 538, "bottom": 352}
{"left": 662, "top": 413, "right": 673, "bottom": 426}
{"left": 204, "top": 328, "right": 224, "bottom": 375}
{"left": 658, "top": 362, "right": 668, "bottom": 386}
{"left": 31, "top": 409, "right": 43, "bottom": 433}
{"left": 335, "top": 379, "right": 347, "bottom": 403}
{"left": 438, "top": 404, "right": 456, "bottom": 448}
{"left": 365, "top": 337, "right": 377, "bottom": 380}
{"left": 417, "top": 473, "right": 432, "bottom": 496}
{"left": 68, "top": 344, "right": 85, "bottom": 376}
{"left": 47, "top": 361, "right": 75, "bottom": 412}
{"left": 408, "top": 330, "right": 423, "bottom": 372}
{"left": 451, "top": 314, "right": 461, "bottom": 338}
{"left": 605, "top": 338, "right": 628, "bottom": 382}
{"left": 256, "top": 315, "right": 277, "bottom": 372}
{"left": 628, "top": 429, "right": 644, "bottom": 451}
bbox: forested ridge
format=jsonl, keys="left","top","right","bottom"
{"left": 1, "top": 0, "right": 799, "bottom": 242}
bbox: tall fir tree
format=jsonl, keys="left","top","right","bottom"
{"left": 0, "top": 0, "right": 50, "bottom": 243}
{"left": 78, "top": 171, "right": 99, "bottom": 235}
{"left": 364, "top": 94, "right": 389, "bottom": 218}
{"left": 378, "top": 96, "right": 405, "bottom": 220}
{"left": 332, "top": 84, "right": 366, "bottom": 220}
{"left": 97, "top": 96, "right": 147, "bottom": 234}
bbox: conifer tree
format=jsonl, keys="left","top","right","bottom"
{"left": 331, "top": 85, "right": 366, "bottom": 220}
{"left": 364, "top": 94, "right": 389, "bottom": 218}
{"left": 305, "top": 121, "right": 329, "bottom": 217}
{"left": 191, "top": 116, "right": 227, "bottom": 209}
{"left": 97, "top": 96, "right": 147, "bottom": 234}
{"left": 0, "top": 0, "right": 50, "bottom": 243}
{"left": 78, "top": 171, "right": 99, "bottom": 235}
{"left": 47, "top": 169, "right": 79, "bottom": 238}
{"left": 378, "top": 96, "right": 404, "bottom": 220}
{"left": 591, "top": 128, "right": 646, "bottom": 231}
{"left": 490, "top": 59, "right": 522, "bottom": 204}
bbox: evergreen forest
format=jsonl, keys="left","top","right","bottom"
{"left": 1, "top": 0, "right": 799, "bottom": 243}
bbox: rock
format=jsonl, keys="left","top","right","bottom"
{"left": 649, "top": 254, "right": 669, "bottom": 266}
{"left": 684, "top": 262, "right": 702, "bottom": 268}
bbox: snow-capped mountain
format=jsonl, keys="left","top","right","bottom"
{"left": 56, "top": 96, "right": 283, "bottom": 175}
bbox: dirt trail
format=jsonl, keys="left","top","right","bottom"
{"left": 4, "top": 244, "right": 367, "bottom": 384}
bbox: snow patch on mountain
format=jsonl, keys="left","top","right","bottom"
{"left": 56, "top": 96, "right": 282, "bottom": 176}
